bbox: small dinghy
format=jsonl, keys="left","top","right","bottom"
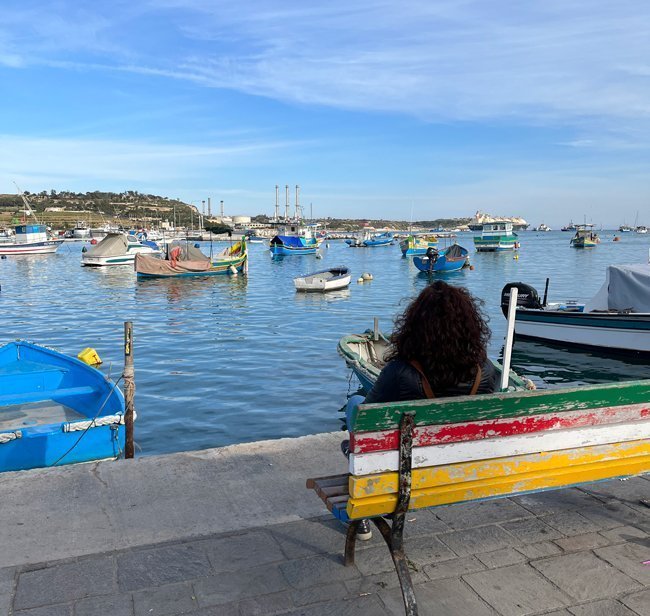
{"left": 0, "top": 341, "right": 127, "bottom": 472}
{"left": 294, "top": 266, "right": 351, "bottom": 292}
{"left": 337, "top": 328, "right": 529, "bottom": 393}
{"left": 413, "top": 244, "right": 470, "bottom": 273}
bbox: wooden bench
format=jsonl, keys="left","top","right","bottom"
{"left": 307, "top": 380, "right": 650, "bottom": 616}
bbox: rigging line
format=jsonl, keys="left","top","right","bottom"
{"left": 50, "top": 375, "right": 125, "bottom": 467}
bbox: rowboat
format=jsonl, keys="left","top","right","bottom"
{"left": 570, "top": 224, "right": 599, "bottom": 248}
{"left": 473, "top": 221, "right": 519, "bottom": 252}
{"left": 0, "top": 341, "right": 127, "bottom": 472}
{"left": 81, "top": 232, "right": 161, "bottom": 266}
{"left": 413, "top": 244, "right": 469, "bottom": 273}
{"left": 337, "top": 329, "right": 529, "bottom": 394}
{"left": 294, "top": 266, "right": 351, "bottom": 292}
{"left": 501, "top": 263, "right": 650, "bottom": 354}
{"left": 399, "top": 234, "right": 438, "bottom": 256}
{"left": 135, "top": 238, "right": 247, "bottom": 278}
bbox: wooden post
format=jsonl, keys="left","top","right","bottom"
{"left": 123, "top": 321, "right": 135, "bottom": 459}
{"left": 501, "top": 287, "right": 518, "bottom": 391}
{"left": 373, "top": 317, "right": 379, "bottom": 341}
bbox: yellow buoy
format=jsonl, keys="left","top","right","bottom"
{"left": 78, "top": 347, "right": 102, "bottom": 366}
{"left": 357, "top": 277, "right": 364, "bottom": 283}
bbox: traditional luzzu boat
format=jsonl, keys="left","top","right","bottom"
{"left": 269, "top": 222, "right": 320, "bottom": 256}
{"left": 135, "top": 238, "right": 247, "bottom": 278}
{"left": 413, "top": 244, "right": 470, "bottom": 273}
{"left": 81, "top": 232, "right": 161, "bottom": 266}
{"left": 501, "top": 263, "right": 650, "bottom": 354}
{"left": 570, "top": 224, "right": 599, "bottom": 248}
{"left": 337, "top": 329, "right": 529, "bottom": 394}
{"left": 294, "top": 266, "right": 351, "bottom": 292}
{"left": 0, "top": 341, "right": 127, "bottom": 472}
{"left": 346, "top": 230, "right": 394, "bottom": 248}
{"left": 473, "top": 221, "right": 519, "bottom": 252}
{"left": 399, "top": 234, "right": 438, "bottom": 256}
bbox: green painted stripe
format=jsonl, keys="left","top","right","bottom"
{"left": 349, "top": 379, "right": 650, "bottom": 432}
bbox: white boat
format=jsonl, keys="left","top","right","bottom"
{"left": 81, "top": 233, "right": 161, "bottom": 266}
{"left": 501, "top": 263, "right": 650, "bottom": 355}
{"left": 294, "top": 266, "right": 351, "bottom": 292}
{"left": 0, "top": 188, "right": 64, "bottom": 255}
{"left": 72, "top": 221, "right": 92, "bottom": 240}
{"left": 534, "top": 223, "right": 551, "bottom": 232}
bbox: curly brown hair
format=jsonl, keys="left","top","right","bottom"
{"left": 386, "top": 281, "right": 490, "bottom": 392}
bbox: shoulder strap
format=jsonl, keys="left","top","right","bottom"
{"left": 469, "top": 365, "right": 482, "bottom": 395}
{"left": 409, "top": 360, "right": 435, "bottom": 399}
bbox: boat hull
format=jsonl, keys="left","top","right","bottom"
{"left": 0, "top": 341, "right": 126, "bottom": 472}
{"left": 136, "top": 254, "right": 246, "bottom": 278}
{"left": 0, "top": 239, "right": 64, "bottom": 255}
{"left": 294, "top": 267, "right": 351, "bottom": 292}
{"left": 514, "top": 309, "right": 650, "bottom": 354}
{"left": 413, "top": 246, "right": 469, "bottom": 273}
{"left": 473, "top": 237, "right": 518, "bottom": 251}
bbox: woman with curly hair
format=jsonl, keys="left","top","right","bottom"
{"left": 343, "top": 282, "right": 497, "bottom": 539}
{"left": 365, "top": 280, "right": 497, "bottom": 403}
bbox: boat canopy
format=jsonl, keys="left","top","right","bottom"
{"left": 444, "top": 244, "right": 466, "bottom": 258}
{"left": 585, "top": 264, "right": 650, "bottom": 313}
{"left": 85, "top": 233, "right": 128, "bottom": 257}
{"left": 271, "top": 235, "right": 304, "bottom": 247}
{"left": 164, "top": 241, "right": 210, "bottom": 262}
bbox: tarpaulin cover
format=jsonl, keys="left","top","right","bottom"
{"left": 443, "top": 244, "right": 467, "bottom": 258}
{"left": 85, "top": 233, "right": 128, "bottom": 257}
{"left": 270, "top": 235, "right": 306, "bottom": 247}
{"left": 584, "top": 264, "right": 650, "bottom": 313}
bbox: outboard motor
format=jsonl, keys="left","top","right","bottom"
{"left": 500, "top": 282, "right": 542, "bottom": 317}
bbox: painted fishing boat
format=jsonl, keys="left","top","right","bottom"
{"left": 413, "top": 244, "right": 470, "bottom": 273}
{"left": 135, "top": 238, "right": 247, "bottom": 278}
{"left": 270, "top": 222, "right": 319, "bottom": 255}
{"left": 294, "top": 266, "right": 351, "bottom": 292}
{"left": 337, "top": 329, "right": 529, "bottom": 394}
{"left": 346, "top": 230, "right": 394, "bottom": 248}
{"left": 81, "top": 232, "right": 161, "bottom": 266}
{"left": 0, "top": 341, "right": 127, "bottom": 472}
{"left": 399, "top": 234, "right": 438, "bottom": 256}
{"left": 501, "top": 263, "right": 650, "bottom": 354}
{"left": 473, "top": 222, "right": 519, "bottom": 252}
{"left": 570, "top": 224, "right": 599, "bottom": 248}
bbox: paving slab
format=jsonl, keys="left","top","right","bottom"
{"left": 567, "top": 599, "right": 638, "bottom": 616}
{"left": 621, "top": 588, "right": 650, "bottom": 616}
{"left": 74, "top": 593, "right": 134, "bottom": 616}
{"left": 595, "top": 542, "right": 650, "bottom": 584}
{"left": 438, "top": 524, "right": 520, "bottom": 555}
{"left": 464, "top": 563, "right": 571, "bottom": 616}
{"left": 531, "top": 552, "right": 641, "bottom": 601}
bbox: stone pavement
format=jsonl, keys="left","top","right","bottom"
{"left": 2, "top": 471, "right": 650, "bottom": 615}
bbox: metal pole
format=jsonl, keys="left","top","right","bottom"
{"left": 123, "top": 321, "right": 135, "bottom": 459}
{"left": 373, "top": 317, "right": 379, "bottom": 341}
{"left": 500, "top": 288, "right": 518, "bottom": 391}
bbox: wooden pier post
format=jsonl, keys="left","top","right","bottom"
{"left": 123, "top": 321, "right": 135, "bottom": 459}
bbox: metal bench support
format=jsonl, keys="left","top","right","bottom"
{"left": 344, "top": 412, "right": 418, "bottom": 616}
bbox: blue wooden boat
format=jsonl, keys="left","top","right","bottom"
{"left": 269, "top": 235, "right": 319, "bottom": 255}
{"left": 413, "top": 244, "right": 469, "bottom": 273}
{"left": 0, "top": 341, "right": 127, "bottom": 472}
{"left": 346, "top": 231, "right": 394, "bottom": 247}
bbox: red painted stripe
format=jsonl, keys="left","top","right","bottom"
{"left": 350, "top": 405, "right": 650, "bottom": 454}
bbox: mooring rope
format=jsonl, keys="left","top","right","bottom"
{"left": 0, "top": 431, "right": 22, "bottom": 444}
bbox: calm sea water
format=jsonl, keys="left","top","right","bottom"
{"left": 2, "top": 230, "right": 649, "bottom": 456}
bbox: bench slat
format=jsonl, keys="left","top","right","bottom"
{"left": 349, "top": 439, "right": 650, "bottom": 499}
{"left": 350, "top": 404, "right": 650, "bottom": 454}
{"left": 349, "top": 419, "right": 650, "bottom": 475}
{"left": 346, "top": 451, "right": 650, "bottom": 519}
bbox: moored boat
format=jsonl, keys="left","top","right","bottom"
{"left": 501, "top": 264, "right": 650, "bottom": 354}
{"left": 294, "top": 266, "right": 351, "bottom": 292}
{"left": 135, "top": 238, "right": 247, "bottom": 278}
{"left": 473, "top": 221, "right": 519, "bottom": 252}
{"left": 270, "top": 222, "right": 319, "bottom": 255}
{"left": 337, "top": 329, "right": 529, "bottom": 394}
{"left": 0, "top": 341, "right": 127, "bottom": 472}
{"left": 346, "top": 230, "right": 394, "bottom": 248}
{"left": 81, "top": 232, "right": 161, "bottom": 266}
{"left": 399, "top": 234, "right": 438, "bottom": 256}
{"left": 413, "top": 244, "right": 470, "bottom": 273}
{"left": 570, "top": 224, "right": 599, "bottom": 248}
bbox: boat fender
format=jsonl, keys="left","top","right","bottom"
{"left": 90, "top": 239, "right": 98, "bottom": 245}
{"left": 81, "top": 246, "right": 87, "bottom": 252}
{"left": 316, "top": 253, "right": 323, "bottom": 259}
{"left": 228, "top": 265, "right": 238, "bottom": 275}
{"left": 357, "top": 277, "right": 364, "bottom": 283}
{"left": 77, "top": 347, "right": 102, "bottom": 366}
{"left": 500, "top": 282, "right": 542, "bottom": 317}
{"left": 194, "top": 243, "right": 201, "bottom": 248}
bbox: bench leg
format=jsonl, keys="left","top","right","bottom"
{"left": 344, "top": 520, "right": 361, "bottom": 566}
{"left": 372, "top": 516, "right": 418, "bottom": 616}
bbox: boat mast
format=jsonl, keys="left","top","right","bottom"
{"left": 13, "top": 182, "right": 40, "bottom": 224}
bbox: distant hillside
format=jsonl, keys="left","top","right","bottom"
{"left": 251, "top": 216, "right": 471, "bottom": 231}
{"left": 0, "top": 190, "right": 200, "bottom": 228}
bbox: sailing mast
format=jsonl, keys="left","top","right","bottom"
{"left": 13, "top": 182, "right": 40, "bottom": 224}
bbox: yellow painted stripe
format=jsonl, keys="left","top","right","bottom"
{"left": 349, "top": 440, "right": 650, "bottom": 499}
{"left": 346, "top": 451, "right": 650, "bottom": 519}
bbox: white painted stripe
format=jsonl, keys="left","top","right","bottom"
{"left": 349, "top": 419, "right": 650, "bottom": 476}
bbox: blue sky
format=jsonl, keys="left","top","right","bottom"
{"left": 1, "top": 1, "right": 650, "bottom": 226}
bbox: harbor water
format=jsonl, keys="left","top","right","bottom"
{"left": 1, "top": 230, "right": 649, "bottom": 456}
